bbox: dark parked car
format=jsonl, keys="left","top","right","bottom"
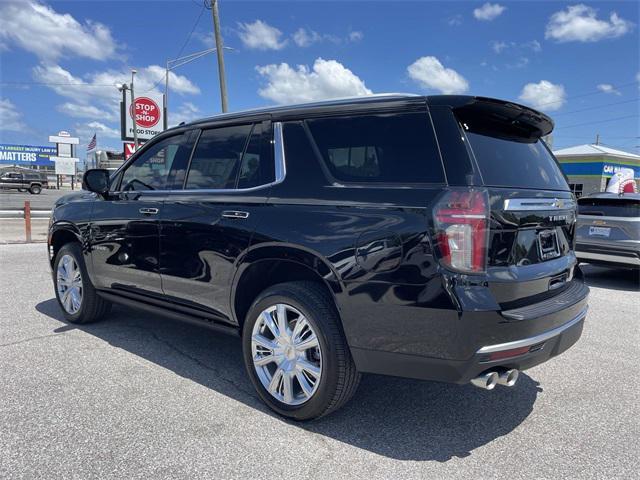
{"left": 48, "top": 94, "right": 589, "bottom": 419}
{"left": 576, "top": 193, "right": 640, "bottom": 269}
{"left": 0, "top": 168, "right": 48, "bottom": 194}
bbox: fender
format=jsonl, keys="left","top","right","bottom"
{"left": 48, "top": 221, "right": 93, "bottom": 276}
{"left": 230, "top": 242, "right": 346, "bottom": 324}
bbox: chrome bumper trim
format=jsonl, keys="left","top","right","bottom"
{"left": 576, "top": 251, "right": 640, "bottom": 266}
{"left": 477, "top": 305, "right": 588, "bottom": 354}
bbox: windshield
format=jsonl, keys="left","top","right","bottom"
{"left": 465, "top": 131, "right": 569, "bottom": 191}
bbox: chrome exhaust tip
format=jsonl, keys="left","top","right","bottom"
{"left": 497, "top": 369, "right": 519, "bottom": 387}
{"left": 470, "top": 371, "right": 499, "bottom": 390}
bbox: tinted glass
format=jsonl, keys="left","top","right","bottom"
{"left": 578, "top": 197, "right": 640, "bottom": 217}
{"left": 306, "top": 112, "right": 444, "bottom": 184}
{"left": 237, "top": 124, "right": 273, "bottom": 189}
{"left": 186, "top": 124, "right": 252, "bottom": 189}
{"left": 465, "top": 131, "right": 568, "bottom": 191}
{"left": 120, "top": 134, "right": 191, "bottom": 191}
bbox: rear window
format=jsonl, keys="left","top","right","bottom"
{"left": 306, "top": 112, "right": 444, "bottom": 184}
{"left": 464, "top": 130, "right": 568, "bottom": 191}
{"left": 578, "top": 197, "right": 640, "bottom": 217}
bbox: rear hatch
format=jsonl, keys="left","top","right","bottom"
{"left": 577, "top": 195, "right": 640, "bottom": 245}
{"left": 452, "top": 99, "right": 580, "bottom": 310}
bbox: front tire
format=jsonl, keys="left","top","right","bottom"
{"left": 242, "top": 281, "right": 360, "bottom": 420}
{"left": 53, "top": 243, "right": 111, "bottom": 323}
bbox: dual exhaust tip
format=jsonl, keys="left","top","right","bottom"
{"left": 470, "top": 369, "right": 519, "bottom": 390}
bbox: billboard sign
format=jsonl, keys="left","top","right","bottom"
{"left": 0, "top": 144, "right": 57, "bottom": 167}
{"left": 122, "top": 93, "right": 166, "bottom": 142}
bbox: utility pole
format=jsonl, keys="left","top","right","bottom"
{"left": 595, "top": 133, "right": 600, "bottom": 145}
{"left": 131, "top": 69, "right": 139, "bottom": 148}
{"left": 209, "top": 0, "right": 229, "bottom": 112}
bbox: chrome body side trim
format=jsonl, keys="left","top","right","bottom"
{"left": 477, "top": 305, "right": 588, "bottom": 354}
{"left": 503, "top": 198, "right": 576, "bottom": 211}
{"left": 273, "top": 122, "right": 287, "bottom": 184}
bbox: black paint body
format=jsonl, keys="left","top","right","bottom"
{"left": 48, "top": 95, "right": 588, "bottom": 384}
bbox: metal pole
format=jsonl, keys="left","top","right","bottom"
{"left": 210, "top": 0, "right": 228, "bottom": 112}
{"left": 165, "top": 60, "right": 170, "bottom": 125}
{"left": 131, "top": 70, "right": 139, "bottom": 148}
{"left": 24, "top": 201, "right": 31, "bottom": 243}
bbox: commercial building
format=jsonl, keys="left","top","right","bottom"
{"left": 553, "top": 144, "right": 640, "bottom": 197}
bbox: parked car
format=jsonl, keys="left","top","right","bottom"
{"left": 0, "top": 168, "right": 48, "bottom": 194}
{"left": 48, "top": 94, "right": 589, "bottom": 420}
{"left": 576, "top": 193, "right": 640, "bottom": 269}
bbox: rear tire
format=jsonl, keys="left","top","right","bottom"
{"left": 53, "top": 243, "right": 111, "bottom": 324}
{"left": 29, "top": 185, "right": 42, "bottom": 194}
{"left": 242, "top": 281, "right": 360, "bottom": 420}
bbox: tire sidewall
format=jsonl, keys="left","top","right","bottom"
{"left": 242, "top": 289, "right": 341, "bottom": 421}
{"left": 53, "top": 243, "right": 90, "bottom": 323}
{"left": 30, "top": 185, "right": 41, "bottom": 194}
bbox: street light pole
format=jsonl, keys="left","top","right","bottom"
{"left": 130, "top": 69, "right": 139, "bottom": 148}
{"left": 209, "top": 0, "right": 229, "bottom": 112}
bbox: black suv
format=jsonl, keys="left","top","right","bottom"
{"left": 0, "top": 168, "right": 48, "bottom": 194}
{"left": 48, "top": 95, "right": 588, "bottom": 420}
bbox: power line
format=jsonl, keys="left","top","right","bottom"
{"left": 535, "top": 80, "right": 639, "bottom": 108}
{"left": 555, "top": 114, "right": 639, "bottom": 129}
{"left": 144, "top": 3, "right": 206, "bottom": 93}
{"left": 0, "top": 81, "right": 117, "bottom": 87}
{"left": 552, "top": 98, "right": 640, "bottom": 117}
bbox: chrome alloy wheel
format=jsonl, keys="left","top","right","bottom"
{"left": 56, "top": 254, "right": 83, "bottom": 314}
{"left": 251, "top": 304, "right": 323, "bottom": 406}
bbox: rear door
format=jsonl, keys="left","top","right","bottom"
{"left": 452, "top": 103, "right": 578, "bottom": 307}
{"left": 159, "top": 120, "right": 273, "bottom": 322}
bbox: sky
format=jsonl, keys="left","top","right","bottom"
{"left": 0, "top": 0, "right": 638, "bottom": 157}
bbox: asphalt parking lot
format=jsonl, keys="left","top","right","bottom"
{"left": 0, "top": 188, "right": 71, "bottom": 210}
{"left": 0, "top": 243, "right": 638, "bottom": 479}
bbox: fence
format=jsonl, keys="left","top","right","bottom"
{"left": 0, "top": 201, "right": 51, "bottom": 243}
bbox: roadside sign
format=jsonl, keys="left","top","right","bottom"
{"left": 52, "top": 156, "right": 78, "bottom": 175}
{"left": 123, "top": 142, "right": 142, "bottom": 160}
{"left": 122, "top": 92, "right": 165, "bottom": 142}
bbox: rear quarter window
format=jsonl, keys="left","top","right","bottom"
{"left": 305, "top": 112, "right": 445, "bottom": 184}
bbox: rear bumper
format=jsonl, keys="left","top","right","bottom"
{"left": 351, "top": 283, "right": 589, "bottom": 384}
{"left": 576, "top": 241, "right": 640, "bottom": 267}
{"left": 352, "top": 306, "right": 586, "bottom": 384}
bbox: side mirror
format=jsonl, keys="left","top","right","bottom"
{"left": 82, "top": 169, "right": 110, "bottom": 195}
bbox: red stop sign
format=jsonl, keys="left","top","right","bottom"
{"left": 130, "top": 96, "right": 160, "bottom": 128}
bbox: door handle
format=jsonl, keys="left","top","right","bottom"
{"left": 222, "top": 210, "right": 249, "bottom": 219}
{"left": 139, "top": 207, "right": 159, "bottom": 215}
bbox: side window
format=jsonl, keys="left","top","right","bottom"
{"left": 185, "top": 124, "right": 252, "bottom": 189}
{"left": 120, "top": 134, "right": 191, "bottom": 191}
{"left": 237, "top": 123, "right": 274, "bottom": 189}
{"left": 306, "top": 112, "right": 445, "bottom": 184}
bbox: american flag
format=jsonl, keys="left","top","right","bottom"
{"left": 87, "top": 134, "right": 97, "bottom": 151}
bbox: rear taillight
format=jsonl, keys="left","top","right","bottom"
{"left": 433, "top": 189, "right": 489, "bottom": 273}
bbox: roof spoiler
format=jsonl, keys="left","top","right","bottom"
{"left": 428, "top": 95, "right": 554, "bottom": 140}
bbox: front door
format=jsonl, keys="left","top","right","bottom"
{"left": 89, "top": 132, "right": 195, "bottom": 297}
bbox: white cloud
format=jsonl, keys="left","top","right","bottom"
{"left": 57, "top": 103, "right": 117, "bottom": 121}
{"left": 238, "top": 20, "right": 287, "bottom": 50}
{"left": 348, "top": 31, "right": 364, "bottom": 42}
{"left": 519, "top": 80, "right": 566, "bottom": 111}
{"left": 597, "top": 84, "right": 621, "bottom": 96}
{"left": 33, "top": 63, "right": 199, "bottom": 120}
{"left": 293, "top": 28, "right": 323, "bottom": 47}
{"left": 524, "top": 40, "right": 542, "bottom": 52}
{"left": 256, "top": 58, "right": 372, "bottom": 104}
{"left": 492, "top": 41, "right": 508, "bottom": 54}
{"left": 474, "top": 3, "right": 506, "bottom": 21}
{"left": 545, "top": 4, "right": 633, "bottom": 43}
{"left": 0, "top": 99, "right": 26, "bottom": 132}
{"left": 76, "top": 121, "right": 120, "bottom": 140}
{"left": 169, "top": 102, "right": 201, "bottom": 127}
{"left": 0, "top": 1, "right": 117, "bottom": 61}
{"left": 407, "top": 56, "right": 469, "bottom": 94}
{"left": 447, "top": 15, "right": 463, "bottom": 27}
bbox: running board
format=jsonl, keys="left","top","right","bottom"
{"left": 97, "top": 290, "right": 240, "bottom": 337}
